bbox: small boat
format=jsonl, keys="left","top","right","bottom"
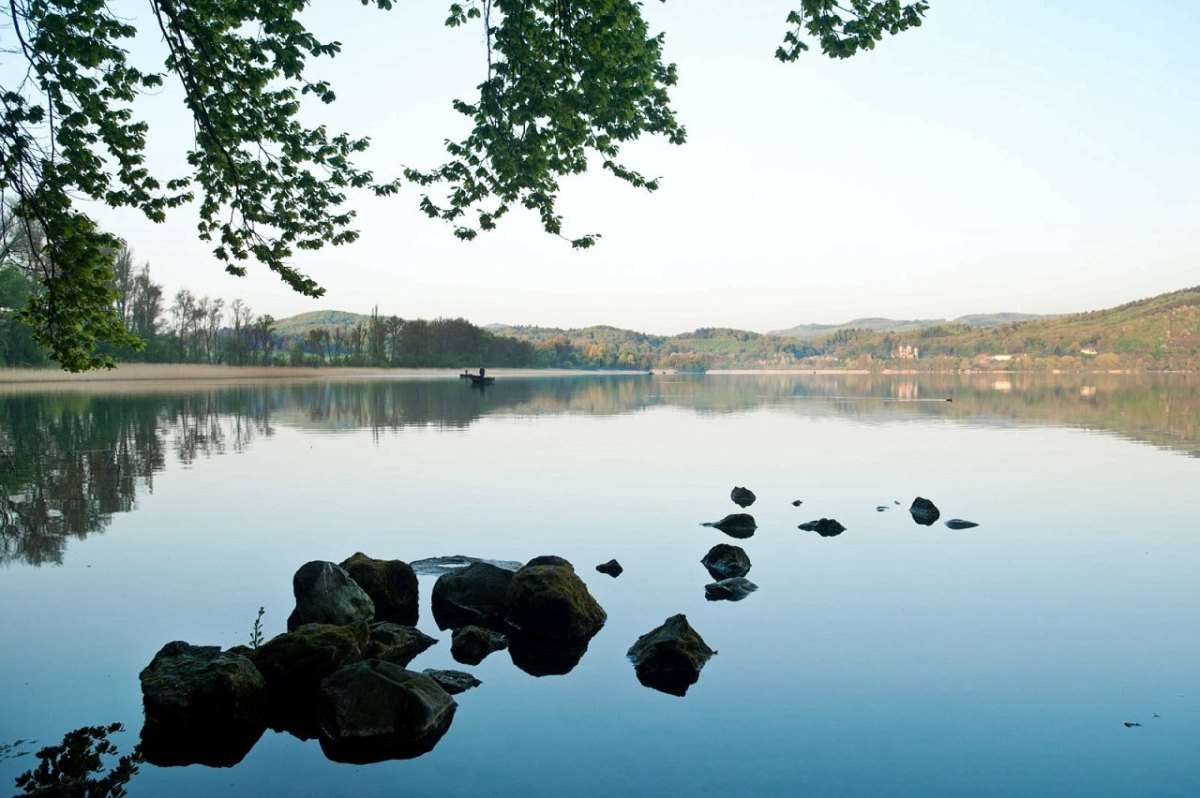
{"left": 468, "top": 374, "right": 495, "bottom": 385}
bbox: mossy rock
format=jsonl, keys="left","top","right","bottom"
{"left": 506, "top": 558, "right": 606, "bottom": 641}
{"left": 250, "top": 622, "right": 369, "bottom": 701}
{"left": 341, "top": 552, "right": 419, "bottom": 626}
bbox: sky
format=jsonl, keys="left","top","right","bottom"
{"left": 79, "top": 1, "right": 1200, "bottom": 334}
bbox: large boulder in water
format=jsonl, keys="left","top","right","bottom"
{"left": 909, "top": 497, "right": 940, "bottom": 526}
{"left": 140, "top": 641, "right": 268, "bottom": 730}
{"left": 730, "top": 486, "right": 756, "bottom": 508}
{"left": 505, "top": 557, "right": 607, "bottom": 641}
{"left": 287, "top": 561, "right": 375, "bottom": 631}
{"left": 451, "top": 625, "right": 509, "bottom": 665}
{"left": 701, "top": 513, "right": 757, "bottom": 539}
{"left": 701, "top": 544, "right": 751, "bottom": 580}
{"left": 139, "top": 641, "right": 268, "bottom": 766}
{"left": 365, "top": 622, "right": 437, "bottom": 667}
{"left": 431, "top": 562, "right": 514, "bottom": 630}
{"left": 340, "top": 553, "right": 419, "bottom": 625}
{"left": 627, "top": 615, "right": 715, "bottom": 697}
{"left": 250, "top": 623, "right": 369, "bottom": 708}
{"left": 317, "top": 660, "right": 457, "bottom": 763}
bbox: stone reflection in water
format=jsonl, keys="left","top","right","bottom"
{"left": 628, "top": 615, "right": 715, "bottom": 697}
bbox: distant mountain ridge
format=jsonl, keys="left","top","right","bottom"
{"left": 769, "top": 312, "right": 1051, "bottom": 340}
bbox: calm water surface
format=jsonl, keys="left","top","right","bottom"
{"left": 1, "top": 373, "right": 1197, "bottom": 796}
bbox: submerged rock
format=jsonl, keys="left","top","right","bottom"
{"left": 422, "top": 669, "right": 481, "bottom": 695}
{"left": 410, "top": 555, "right": 523, "bottom": 577}
{"left": 318, "top": 661, "right": 457, "bottom": 763}
{"left": 704, "top": 577, "right": 758, "bottom": 602}
{"left": 627, "top": 614, "right": 715, "bottom": 697}
{"left": 945, "top": 519, "right": 980, "bottom": 530}
{"left": 798, "top": 518, "right": 846, "bottom": 537}
{"left": 287, "top": 561, "right": 375, "bottom": 631}
{"left": 506, "top": 557, "right": 607, "bottom": 641}
{"left": 431, "top": 561, "right": 515, "bottom": 631}
{"left": 451, "top": 625, "right": 509, "bottom": 665}
{"left": 700, "top": 544, "right": 751, "bottom": 580}
{"left": 340, "top": 553, "right": 419, "bottom": 625}
{"left": 909, "top": 497, "right": 941, "bottom": 526}
{"left": 596, "top": 559, "right": 624, "bottom": 578}
{"left": 701, "top": 513, "right": 757, "bottom": 539}
{"left": 365, "top": 623, "right": 437, "bottom": 667}
{"left": 730, "top": 486, "right": 756, "bottom": 508}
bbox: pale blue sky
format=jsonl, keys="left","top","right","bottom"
{"left": 84, "top": 1, "right": 1200, "bottom": 332}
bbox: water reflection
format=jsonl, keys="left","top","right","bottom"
{"left": 2, "top": 373, "right": 1197, "bottom": 566}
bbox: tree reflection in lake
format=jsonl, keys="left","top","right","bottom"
{"left": 2, "top": 373, "right": 1197, "bottom": 565}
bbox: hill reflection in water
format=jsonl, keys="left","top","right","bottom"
{"left": 1, "top": 372, "right": 1196, "bottom": 566}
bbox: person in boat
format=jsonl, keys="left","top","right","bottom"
{"left": 479, "top": 367, "right": 486, "bottom": 378}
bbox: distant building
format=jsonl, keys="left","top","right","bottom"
{"left": 1081, "top": 348, "right": 1098, "bottom": 356}
{"left": 993, "top": 354, "right": 1013, "bottom": 361}
{"left": 893, "top": 344, "right": 919, "bottom": 360}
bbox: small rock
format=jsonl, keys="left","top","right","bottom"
{"left": 627, "top": 614, "right": 715, "bottom": 697}
{"left": 909, "top": 497, "right": 941, "bottom": 526}
{"left": 700, "top": 544, "right": 751, "bottom": 580}
{"left": 876, "top": 505, "right": 888, "bottom": 512}
{"left": 1123, "top": 722, "right": 1142, "bottom": 728}
{"left": 366, "top": 623, "right": 437, "bottom": 666}
{"left": 701, "top": 513, "right": 757, "bottom": 539}
{"left": 287, "top": 561, "right": 375, "bottom": 631}
{"left": 945, "top": 519, "right": 979, "bottom": 530}
{"left": 450, "top": 625, "right": 508, "bottom": 665}
{"left": 791, "top": 499, "right": 803, "bottom": 507}
{"left": 704, "top": 577, "right": 758, "bottom": 602}
{"left": 798, "top": 518, "right": 846, "bottom": 537}
{"left": 596, "top": 559, "right": 623, "bottom": 577}
{"left": 422, "top": 669, "right": 481, "bottom": 695}
{"left": 730, "top": 486, "right": 756, "bottom": 508}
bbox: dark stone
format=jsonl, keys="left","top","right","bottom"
{"left": 287, "top": 561, "right": 375, "bottom": 631}
{"left": 700, "top": 544, "right": 751, "bottom": 580}
{"left": 704, "top": 577, "right": 758, "bottom": 602}
{"left": 422, "top": 669, "right": 481, "bottom": 695}
{"left": 945, "top": 519, "right": 980, "bottom": 530}
{"left": 792, "top": 499, "right": 803, "bottom": 507}
{"left": 508, "top": 630, "right": 591, "bottom": 677}
{"left": 340, "top": 552, "right": 419, "bottom": 626}
{"left": 701, "top": 513, "right": 757, "bottom": 539}
{"left": 431, "top": 561, "right": 515, "bottom": 631}
{"left": 450, "top": 625, "right": 509, "bottom": 665}
{"left": 627, "top": 615, "right": 715, "bottom": 697}
{"left": 596, "top": 559, "right": 623, "bottom": 577}
{"left": 366, "top": 623, "right": 437, "bottom": 666}
{"left": 876, "top": 505, "right": 889, "bottom": 512}
{"left": 317, "top": 661, "right": 457, "bottom": 763}
{"left": 139, "top": 641, "right": 267, "bottom": 729}
{"left": 798, "top": 518, "right": 846, "bottom": 537}
{"left": 138, "top": 641, "right": 268, "bottom": 767}
{"left": 250, "top": 623, "right": 368, "bottom": 714}
{"left": 506, "top": 558, "right": 607, "bottom": 641}
{"left": 910, "top": 497, "right": 941, "bottom": 526}
{"left": 730, "top": 486, "right": 756, "bottom": 508}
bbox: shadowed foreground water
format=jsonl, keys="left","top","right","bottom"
{"left": 1, "top": 373, "right": 1197, "bottom": 796}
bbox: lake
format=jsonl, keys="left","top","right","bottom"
{"left": 1, "top": 372, "right": 1198, "bottom": 796}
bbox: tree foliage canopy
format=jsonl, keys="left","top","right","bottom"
{"left": 0, "top": 0, "right": 927, "bottom": 369}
